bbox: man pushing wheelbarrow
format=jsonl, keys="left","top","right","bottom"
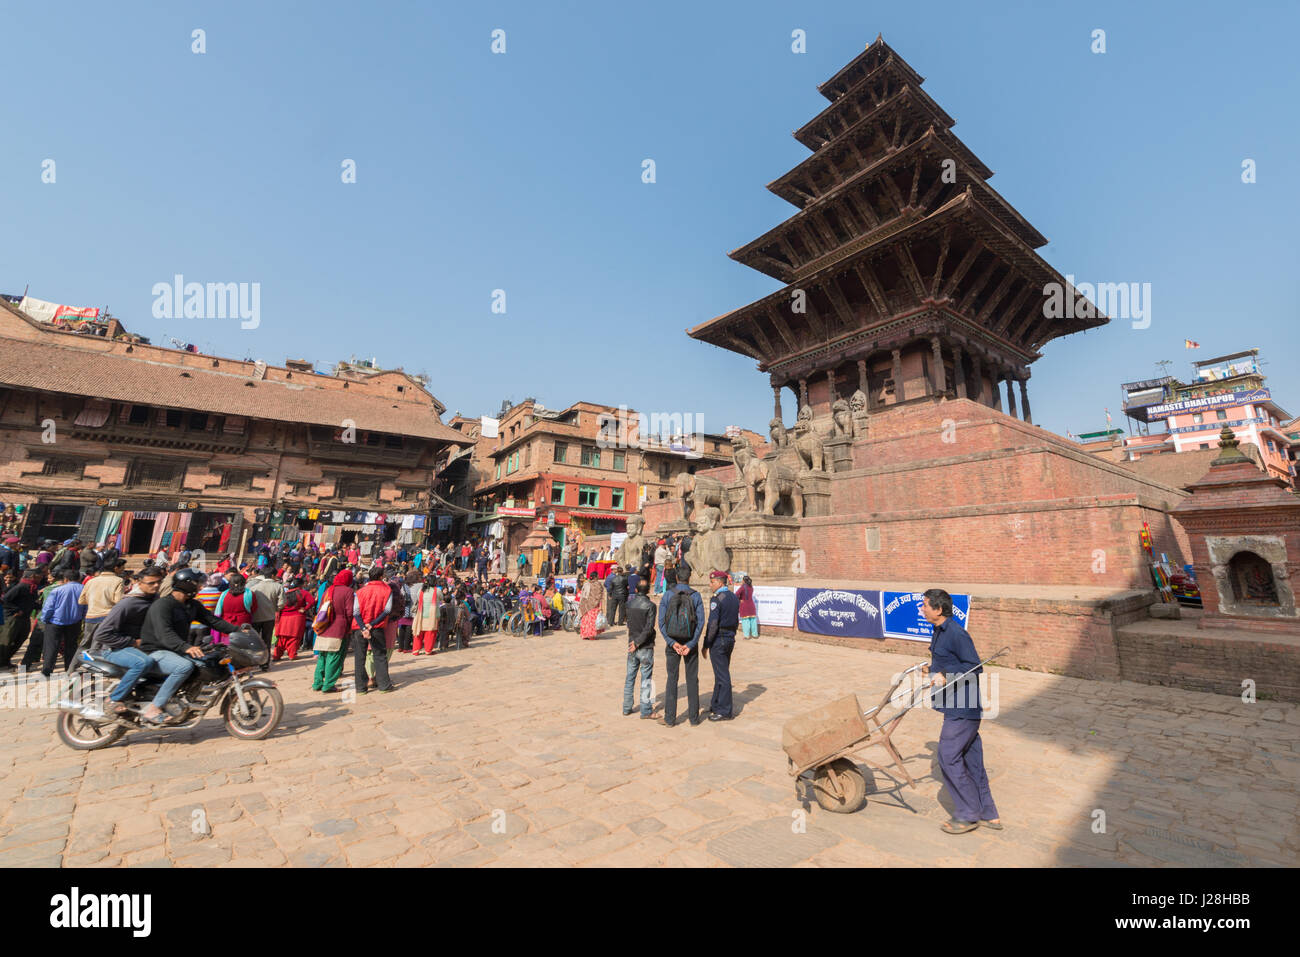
{"left": 782, "top": 588, "right": 1004, "bottom": 834}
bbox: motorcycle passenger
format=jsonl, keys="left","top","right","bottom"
{"left": 83, "top": 566, "right": 166, "bottom": 718}
{"left": 138, "top": 568, "right": 237, "bottom": 724}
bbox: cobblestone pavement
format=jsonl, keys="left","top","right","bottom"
{"left": 1, "top": 626, "right": 1297, "bottom": 867}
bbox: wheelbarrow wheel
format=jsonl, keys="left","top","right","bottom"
{"left": 811, "top": 758, "right": 867, "bottom": 814}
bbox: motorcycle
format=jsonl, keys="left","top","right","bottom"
{"left": 55, "top": 626, "right": 283, "bottom": 750}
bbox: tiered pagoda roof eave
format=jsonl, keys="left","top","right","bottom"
{"left": 816, "top": 35, "right": 920, "bottom": 102}
{"left": 692, "top": 190, "right": 1108, "bottom": 366}
{"left": 795, "top": 53, "right": 955, "bottom": 151}
{"left": 731, "top": 127, "right": 1047, "bottom": 281}
{"left": 769, "top": 86, "right": 992, "bottom": 208}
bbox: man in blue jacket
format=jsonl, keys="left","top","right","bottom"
{"left": 921, "top": 588, "right": 1000, "bottom": 834}
{"left": 39, "top": 569, "right": 87, "bottom": 676}
{"left": 657, "top": 566, "right": 705, "bottom": 727}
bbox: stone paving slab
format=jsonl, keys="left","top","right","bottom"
{"left": 0, "top": 628, "right": 1297, "bottom": 867}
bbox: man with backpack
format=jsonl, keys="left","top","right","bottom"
{"left": 657, "top": 565, "right": 705, "bottom": 727}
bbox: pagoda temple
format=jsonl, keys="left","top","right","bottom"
{"left": 689, "top": 36, "right": 1107, "bottom": 426}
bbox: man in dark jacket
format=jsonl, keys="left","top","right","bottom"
{"left": 605, "top": 566, "right": 629, "bottom": 626}
{"left": 81, "top": 567, "right": 164, "bottom": 718}
{"left": 657, "top": 566, "right": 705, "bottom": 727}
{"left": 623, "top": 578, "right": 656, "bottom": 718}
{"left": 704, "top": 570, "right": 740, "bottom": 721}
{"left": 921, "top": 588, "right": 1000, "bottom": 835}
{"left": 139, "top": 569, "right": 236, "bottom": 723}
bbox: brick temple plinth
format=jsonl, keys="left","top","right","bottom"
{"left": 1172, "top": 427, "right": 1300, "bottom": 634}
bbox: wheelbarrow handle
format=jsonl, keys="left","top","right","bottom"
{"left": 899, "top": 646, "right": 1012, "bottom": 711}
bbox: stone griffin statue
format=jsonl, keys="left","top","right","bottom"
{"left": 691, "top": 506, "right": 730, "bottom": 574}
{"left": 674, "top": 470, "right": 729, "bottom": 523}
{"left": 831, "top": 398, "right": 855, "bottom": 438}
{"left": 769, "top": 417, "right": 789, "bottom": 449}
{"left": 732, "top": 435, "right": 804, "bottom": 516}
{"left": 791, "top": 406, "right": 829, "bottom": 472}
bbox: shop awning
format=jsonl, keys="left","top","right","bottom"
{"left": 570, "top": 512, "right": 627, "bottom": 521}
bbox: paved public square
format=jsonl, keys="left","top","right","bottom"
{"left": 1, "top": 627, "right": 1297, "bottom": 868}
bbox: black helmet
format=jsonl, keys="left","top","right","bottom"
{"left": 227, "top": 626, "right": 268, "bottom": 667}
{"left": 172, "top": 567, "right": 207, "bottom": 594}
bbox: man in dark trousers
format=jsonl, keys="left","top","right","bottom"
{"left": 622, "top": 577, "right": 656, "bottom": 718}
{"left": 605, "top": 565, "right": 628, "bottom": 626}
{"left": 704, "top": 570, "right": 739, "bottom": 721}
{"left": 657, "top": 566, "right": 705, "bottom": 727}
{"left": 921, "top": 588, "right": 1001, "bottom": 834}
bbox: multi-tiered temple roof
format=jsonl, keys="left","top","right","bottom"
{"left": 690, "top": 36, "right": 1107, "bottom": 424}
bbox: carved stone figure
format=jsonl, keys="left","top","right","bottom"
{"left": 768, "top": 417, "right": 789, "bottom": 448}
{"left": 691, "top": 506, "right": 730, "bottom": 574}
{"left": 617, "top": 513, "right": 647, "bottom": 569}
{"left": 674, "top": 470, "right": 729, "bottom": 523}
{"left": 831, "top": 398, "right": 855, "bottom": 438}
{"left": 791, "top": 417, "right": 829, "bottom": 472}
{"left": 849, "top": 390, "right": 868, "bottom": 415}
{"left": 797, "top": 404, "right": 813, "bottom": 424}
{"left": 733, "top": 436, "right": 804, "bottom": 516}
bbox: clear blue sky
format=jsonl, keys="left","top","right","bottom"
{"left": 4, "top": 0, "right": 1298, "bottom": 437}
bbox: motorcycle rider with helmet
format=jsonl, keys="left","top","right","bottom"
{"left": 138, "top": 567, "right": 241, "bottom": 724}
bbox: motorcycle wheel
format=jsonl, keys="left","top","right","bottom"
{"left": 221, "top": 686, "right": 284, "bottom": 740}
{"left": 56, "top": 711, "right": 126, "bottom": 751}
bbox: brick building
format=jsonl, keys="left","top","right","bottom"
{"left": 0, "top": 297, "right": 462, "bottom": 559}
{"left": 465, "top": 398, "right": 759, "bottom": 562}
{"left": 1107, "top": 351, "right": 1296, "bottom": 488}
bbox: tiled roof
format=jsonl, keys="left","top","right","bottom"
{"left": 0, "top": 324, "right": 462, "bottom": 444}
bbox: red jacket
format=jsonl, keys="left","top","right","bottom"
{"left": 355, "top": 580, "right": 393, "bottom": 628}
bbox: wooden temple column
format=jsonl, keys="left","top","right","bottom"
{"left": 857, "top": 358, "right": 868, "bottom": 395}
{"left": 990, "top": 368, "right": 1003, "bottom": 412}
{"left": 1018, "top": 377, "right": 1032, "bottom": 424}
{"left": 770, "top": 375, "right": 784, "bottom": 422}
{"left": 953, "top": 344, "right": 967, "bottom": 399}
{"left": 891, "top": 349, "right": 904, "bottom": 403}
{"left": 798, "top": 378, "right": 809, "bottom": 411}
{"left": 970, "top": 353, "right": 983, "bottom": 404}
{"left": 826, "top": 369, "right": 837, "bottom": 405}
{"left": 1004, "top": 372, "right": 1019, "bottom": 419}
{"left": 930, "top": 336, "right": 947, "bottom": 396}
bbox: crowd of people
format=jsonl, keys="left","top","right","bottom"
{"left": 0, "top": 530, "right": 761, "bottom": 730}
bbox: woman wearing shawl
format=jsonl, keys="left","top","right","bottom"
{"left": 578, "top": 575, "right": 604, "bottom": 640}
{"left": 311, "top": 569, "right": 356, "bottom": 693}
{"left": 409, "top": 573, "right": 441, "bottom": 655}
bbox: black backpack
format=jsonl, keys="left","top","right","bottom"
{"left": 664, "top": 588, "right": 697, "bottom": 640}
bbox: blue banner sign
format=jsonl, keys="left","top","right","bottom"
{"left": 795, "top": 588, "right": 884, "bottom": 638}
{"left": 1147, "top": 389, "right": 1268, "bottom": 418}
{"left": 882, "top": 591, "right": 972, "bottom": 642}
